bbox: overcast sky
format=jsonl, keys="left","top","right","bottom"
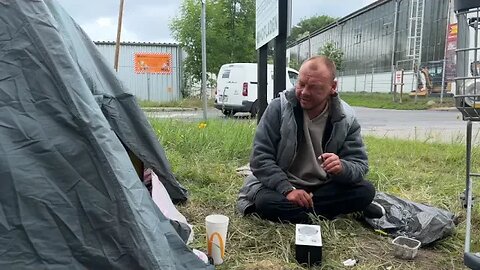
{"left": 59, "top": 0, "right": 377, "bottom": 43}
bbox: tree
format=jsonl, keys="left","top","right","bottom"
{"left": 170, "top": 0, "right": 256, "bottom": 83}
{"left": 288, "top": 15, "right": 336, "bottom": 43}
{"left": 318, "top": 42, "right": 344, "bottom": 71}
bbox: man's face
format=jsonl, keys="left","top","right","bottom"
{"left": 295, "top": 61, "right": 337, "bottom": 110}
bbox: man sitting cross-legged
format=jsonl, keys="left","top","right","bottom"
{"left": 237, "top": 56, "right": 384, "bottom": 223}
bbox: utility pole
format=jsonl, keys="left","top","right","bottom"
{"left": 114, "top": 0, "right": 125, "bottom": 72}
{"left": 440, "top": 0, "right": 451, "bottom": 104}
{"left": 201, "top": 0, "right": 208, "bottom": 122}
{"left": 390, "top": 0, "right": 401, "bottom": 94}
{"left": 273, "top": 0, "right": 288, "bottom": 98}
{"left": 257, "top": 46, "right": 268, "bottom": 123}
{"left": 146, "top": 66, "right": 151, "bottom": 101}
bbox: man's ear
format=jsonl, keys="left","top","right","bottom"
{"left": 330, "top": 80, "right": 338, "bottom": 95}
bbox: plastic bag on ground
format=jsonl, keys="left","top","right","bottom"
{"left": 365, "top": 192, "right": 455, "bottom": 245}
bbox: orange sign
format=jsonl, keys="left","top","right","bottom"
{"left": 447, "top": 23, "right": 458, "bottom": 41}
{"left": 134, "top": 53, "right": 172, "bottom": 74}
{"left": 449, "top": 23, "right": 457, "bottom": 35}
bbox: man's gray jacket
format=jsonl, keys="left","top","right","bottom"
{"left": 237, "top": 89, "right": 369, "bottom": 215}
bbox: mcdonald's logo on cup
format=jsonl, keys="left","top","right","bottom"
{"left": 205, "top": 214, "right": 229, "bottom": 265}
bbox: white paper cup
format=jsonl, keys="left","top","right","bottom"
{"left": 205, "top": 214, "right": 229, "bottom": 265}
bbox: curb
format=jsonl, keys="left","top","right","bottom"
{"left": 427, "top": 107, "right": 458, "bottom": 112}
{"left": 142, "top": 107, "right": 199, "bottom": 112}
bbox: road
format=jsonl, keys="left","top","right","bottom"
{"left": 354, "top": 107, "right": 480, "bottom": 144}
{"left": 145, "top": 107, "right": 480, "bottom": 144}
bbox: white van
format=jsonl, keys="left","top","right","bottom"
{"left": 214, "top": 63, "right": 299, "bottom": 116}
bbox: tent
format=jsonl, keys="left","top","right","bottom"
{"left": 0, "top": 0, "right": 213, "bottom": 269}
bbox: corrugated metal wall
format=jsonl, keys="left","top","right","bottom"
{"left": 288, "top": 0, "right": 449, "bottom": 92}
{"left": 95, "top": 42, "right": 182, "bottom": 102}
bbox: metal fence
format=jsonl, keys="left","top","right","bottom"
{"left": 337, "top": 69, "right": 415, "bottom": 93}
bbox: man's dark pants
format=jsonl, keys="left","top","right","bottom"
{"left": 253, "top": 180, "right": 375, "bottom": 223}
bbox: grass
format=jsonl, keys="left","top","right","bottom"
{"left": 338, "top": 92, "right": 455, "bottom": 110}
{"left": 138, "top": 97, "right": 215, "bottom": 108}
{"left": 149, "top": 118, "right": 479, "bottom": 270}
{"left": 139, "top": 92, "right": 455, "bottom": 111}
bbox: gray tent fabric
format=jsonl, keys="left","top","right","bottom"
{"left": 0, "top": 1, "right": 213, "bottom": 269}
{"left": 45, "top": 0, "right": 188, "bottom": 204}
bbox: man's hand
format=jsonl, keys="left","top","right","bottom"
{"left": 319, "top": 153, "right": 343, "bottom": 175}
{"left": 286, "top": 189, "right": 313, "bottom": 208}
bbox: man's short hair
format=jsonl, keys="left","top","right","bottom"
{"left": 302, "top": 55, "right": 337, "bottom": 80}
